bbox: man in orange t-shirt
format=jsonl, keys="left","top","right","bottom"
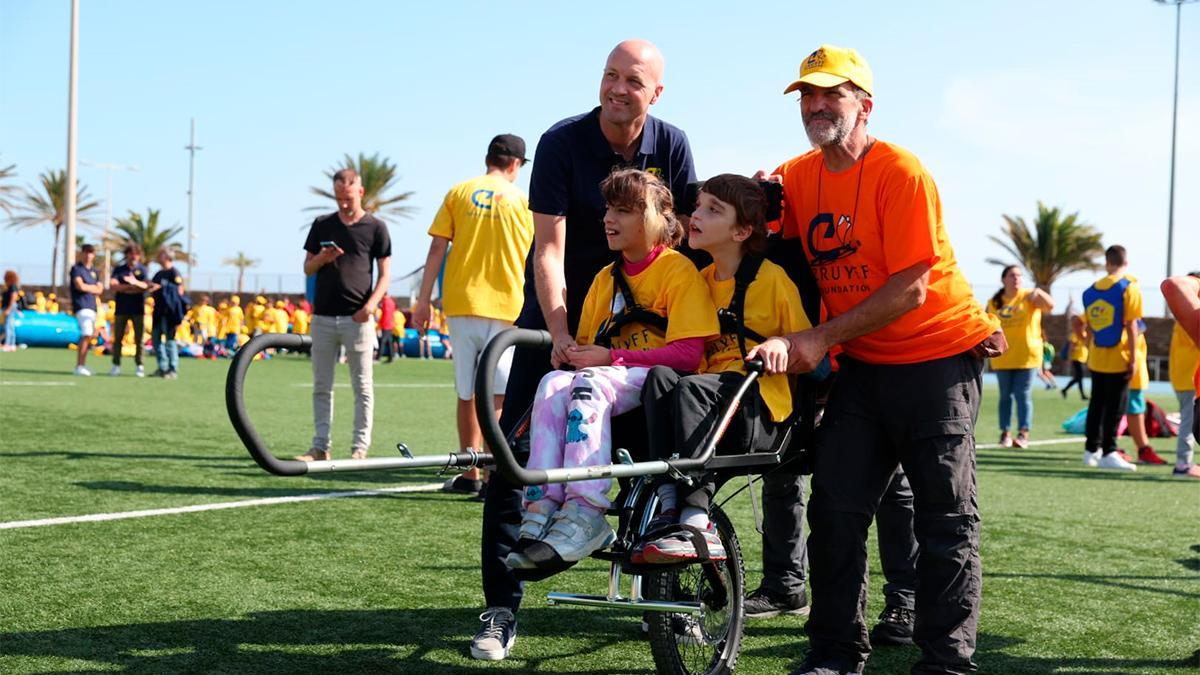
{"left": 748, "top": 45, "right": 1002, "bottom": 675}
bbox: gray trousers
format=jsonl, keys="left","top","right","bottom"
{"left": 1178, "top": 390, "right": 1196, "bottom": 467}
{"left": 311, "top": 314, "right": 375, "bottom": 453}
{"left": 806, "top": 353, "right": 983, "bottom": 675}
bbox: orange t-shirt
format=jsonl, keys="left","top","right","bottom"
{"left": 776, "top": 141, "right": 998, "bottom": 364}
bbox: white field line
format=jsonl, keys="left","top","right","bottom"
{"left": 975, "top": 437, "right": 1079, "bottom": 450}
{"left": 0, "top": 483, "right": 444, "bottom": 531}
{"left": 289, "top": 382, "right": 454, "bottom": 388}
{"left": 0, "top": 381, "right": 78, "bottom": 386}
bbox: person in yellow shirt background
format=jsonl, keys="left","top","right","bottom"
{"left": 1082, "top": 245, "right": 1142, "bottom": 471}
{"left": 46, "top": 292, "right": 60, "bottom": 314}
{"left": 1163, "top": 271, "right": 1200, "bottom": 479}
{"left": 987, "top": 265, "right": 1054, "bottom": 448}
{"left": 33, "top": 290, "right": 46, "bottom": 313}
{"left": 246, "top": 295, "right": 267, "bottom": 335}
{"left": 192, "top": 295, "right": 218, "bottom": 346}
{"left": 410, "top": 134, "right": 535, "bottom": 495}
{"left": 390, "top": 306, "right": 405, "bottom": 358}
{"left": 272, "top": 300, "right": 290, "bottom": 333}
{"left": 292, "top": 302, "right": 310, "bottom": 335}
{"left": 1122, "top": 328, "right": 1168, "bottom": 466}
{"left": 1061, "top": 314, "right": 1089, "bottom": 401}
{"left": 224, "top": 295, "right": 245, "bottom": 351}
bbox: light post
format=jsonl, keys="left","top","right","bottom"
{"left": 1155, "top": 0, "right": 1198, "bottom": 279}
{"left": 184, "top": 118, "right": 202, "bottom": 288}
{"left": 81, "top": 160, "right": 138, "bottom": 284}
{"left": 62, "top": 0, "right": 79, "bottom": 294}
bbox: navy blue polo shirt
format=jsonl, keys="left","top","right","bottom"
{"left": 519, "top": 107, "right": 696, "bottom": 333}
{"left": 69, "top": 263, "right": 99, "bottom": 312}
{"left": 111, "top": 262, "right": 150, "bottom": 315}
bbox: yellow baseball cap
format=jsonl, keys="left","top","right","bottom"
{"left": 783, "top": 44, "right": 874, "bottom": 96}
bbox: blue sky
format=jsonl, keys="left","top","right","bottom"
{"left": 2, "top": 0, "right": 1196, "bottom": 312}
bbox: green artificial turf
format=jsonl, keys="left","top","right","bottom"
{"left": 1, "top": 348, "right": 1196, "bottom": 674}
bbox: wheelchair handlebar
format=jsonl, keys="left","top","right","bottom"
{"left": 474, "top": 328, "right": 762, "bottom": 487}
{"left": 227, "top": 333, "right": 314, "bottom": 476}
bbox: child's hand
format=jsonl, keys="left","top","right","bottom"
{"left": 566, "top": 345, "right": 612, "bottom": 369}
{"left": 746, "top": 337, "right": 790, "bottom": 375}
{"left": 550, "top": 332, "right": 576, "bottom": 369}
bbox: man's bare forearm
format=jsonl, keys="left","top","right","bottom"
{"left": 366, "top": 257, "right": 391, "bottom": 309}
{"left": 417, "top": 238, "right": 449, "bottom": 304}
{"left": 1162, "top": 276, "right": 1200, "bottom": 344}
{"left": 534, "top": 246, "right": 569, "bottom": 338}
{"left": 789, "top": 262, "right": 931, "bottom": 352}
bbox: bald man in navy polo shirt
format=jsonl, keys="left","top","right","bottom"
{"left": 470, "top": 39, "right": 696, "bottom": 661}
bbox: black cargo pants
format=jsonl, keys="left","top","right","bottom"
{"left": 804, "top": 352, "right": 983, "bottom": 675}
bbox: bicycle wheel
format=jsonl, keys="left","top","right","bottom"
{"left": 644, "top": 504, "right": 745, "bottom": 675}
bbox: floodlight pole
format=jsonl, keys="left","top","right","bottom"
{"left": 63, "top": 0, "right": 79, "bottom": 292}
{"left": 1159, "top": 0, "right": 1197, "bottom": 279}
{"left": 185, "top": 118, "right": 202, "bottom": 288}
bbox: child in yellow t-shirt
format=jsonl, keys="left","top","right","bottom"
{"left": 636, "top": 174, "right": 814, "bottom": 564}
{"left": 506, "top": 169, "right": 718, "bottom": 568}
{"left": 1062, "top": 314, "right": 1089, "bottom": 400}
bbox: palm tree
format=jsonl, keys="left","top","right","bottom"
{"left": 308, "top": 152, "right": 416, "bottom": 220}
{"left": 0, "top": 157, "right": 17, "bottom": 216}
{"left": 988, "top": 202, "right": 1105, "bottom": 293}
{"left": 222, "top": 251, "right": 259, "bottom": 294}
{"left": 5, "top": 169, "right": 102, "bottom": 295}
{"left": 109, "top": 208, "right": 189, "bottom": 263}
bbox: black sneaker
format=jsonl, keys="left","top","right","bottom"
{"left": 744, "top": 586, "right": 809, "bottom": 619}
{"left": 442, "top": 475, "right": 483, "bottom": 495}
{"left": 470, "top": 607, "right": 517, "bottom": 660}
{"left": 869, "top": 605, "right": 915, "bottom": 646}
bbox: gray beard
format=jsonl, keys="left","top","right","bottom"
{"left": 804, "top": 116, "right": 851, "bottom": 148}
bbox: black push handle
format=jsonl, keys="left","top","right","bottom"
{"left": 474, "top": 328, "right": 553, "bottom": 486}
{"left": 226, "top": 332, "right": 313, "bottom": 476}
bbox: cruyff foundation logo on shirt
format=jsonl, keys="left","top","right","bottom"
{"left": 470, "top": 189, "right": 495, "bottom": 210}
{"left": 807, "top": 212, "right": 860, "bottom": 264}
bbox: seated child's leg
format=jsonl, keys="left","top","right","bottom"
{"left": 523, "top": 369, "right": 577, "bottom": 510}
{"left": 641, "top": 365, "right": 687, "bottom": 516}
{"left": 561, "top": 366, "right": 651, "bottom": 513}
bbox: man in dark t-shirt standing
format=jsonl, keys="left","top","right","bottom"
{"left": 108, "top": 243, "right": 152, "bottom": 377}
{"left": 298, "top": 168, "right": 392, "bottom": 462}
{"left": 70, "top": 243, "right": 104, "bottom": 376}
{"left": 469, "top": 38, "right": 696, "bottom": 662}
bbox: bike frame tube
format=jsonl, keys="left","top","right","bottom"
{"left": 226, "top": 333, "right": 492, "bottom": 476}
{"left": 473, "top": 328, "right": 761, "bottom": 487}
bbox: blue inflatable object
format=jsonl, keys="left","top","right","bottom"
{"left": 6, "top": 312, "right": 81, "bottom": 348}
{"left": 402, "top": 327, "right": 447, "bottom": 359}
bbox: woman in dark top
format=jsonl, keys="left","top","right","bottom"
{"left": 2, "top": 269, "right": 25, "bottom": 351}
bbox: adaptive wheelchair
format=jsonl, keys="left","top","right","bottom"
{"left": 226, "top": 322, "right": 823, "bottom": 675}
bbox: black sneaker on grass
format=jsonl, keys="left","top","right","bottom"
{"left": 442, "top": 475, "right": 483, "bottom": 495}
{"left": 869, "top": 605, "right": 914, "bottom": 646}
{"left": 744, "top": 586, "right": 809, "bottom": 619}
{"left": 470, "top": 607, "right": 517, "bottom": 660}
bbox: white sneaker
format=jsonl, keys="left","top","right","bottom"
{"left": 1098, "top": 452, "right": 1137, "bottom": 471}
{"left": 1082, "top": 450, "right": 1101, "bottom": 467}
{"left": 108, "top": 365, "right": 121, "bottom": 377}
{"left": 540, "top": 501, "right": 615, "bottom": 562}
{"left": 74, "top": 365, "right": 92, "bottom": 376}
{"left": 135, "top": 365, "right": 145, "bottom": 378}
{"left": 504, "top": 508, "right": 558, "bottom": 570}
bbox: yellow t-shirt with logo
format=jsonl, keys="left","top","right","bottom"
{"left": 428, "top": 174, "right": 535, "bottom": 322}
{"left": 1169, "top": 322, "right": 1199, "bottom": 392}
{"left": 576, "top": 248, "right": 718, "bottom": 352}
{"left": 1086, "top": 273, "right": 1143, "bottom": 374}
{"left": 701, "top": 260, "right": 812, "bottom": 422}
{"left": 987, "top": 289, "right": 1042, "bottom": 370}
{"left": 1068, "top": 331, "right": 1088, "bottom": 363}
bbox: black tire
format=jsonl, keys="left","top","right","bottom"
{"left": 644, "top": 504, "right": 745, "bottom": 675}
